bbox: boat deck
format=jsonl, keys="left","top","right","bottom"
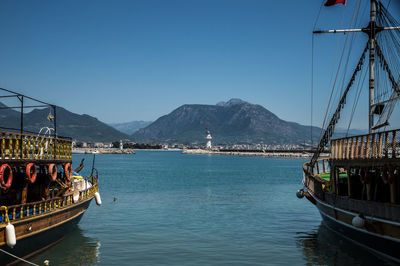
{"left": 316, "top": 172, "right": 348, "bottom": 182}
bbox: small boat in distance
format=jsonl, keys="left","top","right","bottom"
{"left": 0, "top": 88, "right": 101, "bottom": 264}
{"left": 299, "top": 0, "right": 400, "bottom": 263}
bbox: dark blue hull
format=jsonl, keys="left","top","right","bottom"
{"left": 319, "top": 209, "right": 400, "bottom": 263}
{"left": 0, "top": 202, "right": 91, "bottom": 265}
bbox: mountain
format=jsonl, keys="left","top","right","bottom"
{"left": 132, "top": 99, "right": 320, "bottom": 145}
{"left": 0, "top": 104, "right": 129, "bottom": 142}
{"left": 109, "top": 120, "right": 152, "bottom": 135}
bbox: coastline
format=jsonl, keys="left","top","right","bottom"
{"left": 182, "top": 149, "right": 328, "bottom": 158}
{"left": 72, "top": 148, "right": 135, "bottom": 154}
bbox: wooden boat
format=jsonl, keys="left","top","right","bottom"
{"left": 300, "top": 0, "right": 400, "bottom": 263}
{"left": 0, "top": 88, "right": 101, "bottom": 264}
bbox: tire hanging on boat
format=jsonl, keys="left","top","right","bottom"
{"left": 48, "top": 163, "right": 57, "bottom": 181}
{"left": 0, "top": 164, "right": 13, "bottom": 189}
{"left": 25, "top": 163, "right": 37, "bottom": 184}
{"left": 63, "top": 163, "right": 72, "bottom": 181}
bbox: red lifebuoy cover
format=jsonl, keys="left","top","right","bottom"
{"left": 64, "top": 163, "right": 72, "bottom": 181}
{"left": 48, "top": 163, "right": 57, "bottom": 181}
{"left": 26, "top": 163, "right": 37, "bottom": 184}
{"left": 0, "top": 164, "right": 13, "bottom": 189}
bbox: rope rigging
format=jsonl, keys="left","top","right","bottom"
{"left": 310, "top": 0, "right": 400, "bottom": 166}
{"left": 310, "top": 43, "right": 369, "bottom": 166}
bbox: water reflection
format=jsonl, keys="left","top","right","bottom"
{"left": 30, "top": 228, "right": 100, "bottom": 266}
{"left": 296, "top": 223, "right": 389, "bottom": 266}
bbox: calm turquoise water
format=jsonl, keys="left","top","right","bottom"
{"left": 29, "top": 151, "right": 386, "bottom": 265}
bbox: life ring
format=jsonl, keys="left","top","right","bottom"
{"left": 48, "top": 163, "right": 57, "bottom": 181}
{"left": 64, "top": 163, "right": 72, "bottom": 181}
{"left": 25, "top": 163, "right": 37, "bottom": 184}
{"left": 0, "top": 164, "right": 13, "bottom": 189}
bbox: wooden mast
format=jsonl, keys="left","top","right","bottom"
{"left": 369, "top": 0, "right": 376, "bottom": 133}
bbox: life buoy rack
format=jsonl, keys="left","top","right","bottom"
{"left": 0, "top": 164, "right": 13, "bottom": 189}
{"left": 64, "top": 163, "right": 72, "bottom": 181}
{"left": 48, "top": 163, "right": 57, "bottom": 181}
{"left": 25, "top": 163, "right": 37, "bottom": 184}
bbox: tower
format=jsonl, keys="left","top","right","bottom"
{"left": 205, "top": 127, "right": 212, "bottom": 149}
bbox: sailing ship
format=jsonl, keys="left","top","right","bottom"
{"left": 0, "top": 88, "right": 101, "bottom": 263}
{"left": 299, "top": 0, "right": 400, "bottom": 262}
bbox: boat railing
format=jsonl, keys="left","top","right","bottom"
{"left": 331, "top": 129, "right": 400, "bottom": 160}
{"left": 303, "top": 158, "right": 330, "bottom": 177}
{"left": 0, "top": 182, "right": 98, "bottom": 223}
{"left": 302, "top": 158, "right": 329, "bottom": 199}
{"left": 0, "top": 130, "right": 72, "bottom": 161}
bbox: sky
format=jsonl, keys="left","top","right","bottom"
{"left": 0, "top": 0, "right": 398, "bottom": 129}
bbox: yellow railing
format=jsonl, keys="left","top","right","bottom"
{"left": 331, "top": 129, "right": 400, "bottom": 160}
{"left": 0, "top": 130, "right": 71, "bottom": 160}
{"left": 0, "top": 183, "right": 98, "bottom": 223}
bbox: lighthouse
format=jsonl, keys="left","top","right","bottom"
{"left": 205, "top": 127, "right": 212, "bottom": 149}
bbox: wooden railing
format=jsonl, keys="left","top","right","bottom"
{"left": 0, "top": 183, "right": 98, "bottom": 223}
{"left": 304, "top": 158, "right": 330, "bottom": 177}
{"left": 0, "top": 130, "right": 71, "bottom": 161}
{"left": 331, "top": 129, "right": 400, "bottom": 160}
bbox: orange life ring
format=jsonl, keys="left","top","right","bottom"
{"left": 64, "top": 163, "right": 72, "bottom": 181}
{"left": 48, "top": 163, "right": 57, "bottom": 181}
{"left": 0, "top": 164, "right": 13, "bottom": 189}
{"left": 25, "top": 163, "right": 37, "bottom": 184}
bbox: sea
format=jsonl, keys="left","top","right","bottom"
{"left": 28, "top": 151, "right": 387, "bottom": 265}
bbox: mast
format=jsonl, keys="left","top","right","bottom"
{"left": 369, "top": 0, "right": 376, "bottom": 134}
{"left": 309, "top": 1, "right": 400, "bottom": 166}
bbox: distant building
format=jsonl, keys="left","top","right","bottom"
{"left": 94, "top": 142, "right": 104, "bottom": 148}
{"left": 103, "top": 142, "right": 113, "bottom": 148}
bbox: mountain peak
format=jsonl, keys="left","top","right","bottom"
{"left": 216, "top": 98, "right": 248, "bottom": 107}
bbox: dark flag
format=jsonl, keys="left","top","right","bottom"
{"left": 324, "top": 0, "right": 346, "bottom": 6}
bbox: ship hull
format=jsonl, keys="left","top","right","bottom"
{"left": 0, "top": 199, "right": 92, "bottom": 264}
{"left": 305, "top": 192, "right": 400, "bottom": 263}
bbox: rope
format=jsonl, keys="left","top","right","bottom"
{"left": 1, "top": 206, "right": 10, "bottom": 223}
{"left": 310, "top": 1, "right": 325, "bottom": 147}
{"left": 0, "top": 248, "right": 39, "bottom": 266}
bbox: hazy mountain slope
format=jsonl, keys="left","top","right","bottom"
{"left": 109, "top": 121, "right": 152, "bottom": 134}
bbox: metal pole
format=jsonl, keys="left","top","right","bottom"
{"left": 19, "top": 95, "right": 24, "bottom": 158}
{"left": 369, "top": 0, "right": 376, "bottom": 133}
{"left": 53, "top": 105, "right": 57, "bottom": 137}
{"left": 53, "top": 105, "right": 57, "bottom": 159}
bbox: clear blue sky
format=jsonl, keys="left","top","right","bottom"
{"left": 0, "top": 0, "right": 398, "bottom": 129}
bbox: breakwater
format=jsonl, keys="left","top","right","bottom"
{"left": 182, "top": 149, "right": 328, "bottom": 158}
{"left": 72, "top": 148, "right": 135, "bottom": 154}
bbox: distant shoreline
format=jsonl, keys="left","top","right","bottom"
{"left": 182, "top": 149, "right": 328, "bottom": 158}
{"left": 72, "top": 148, "right": 135, "bottom": 154}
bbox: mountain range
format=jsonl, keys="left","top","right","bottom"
{"left": 0, "top": 103, "right": 129, "bottom": 142}
{"left": 132, "top": 99, "right": 321, "bottom": 145}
